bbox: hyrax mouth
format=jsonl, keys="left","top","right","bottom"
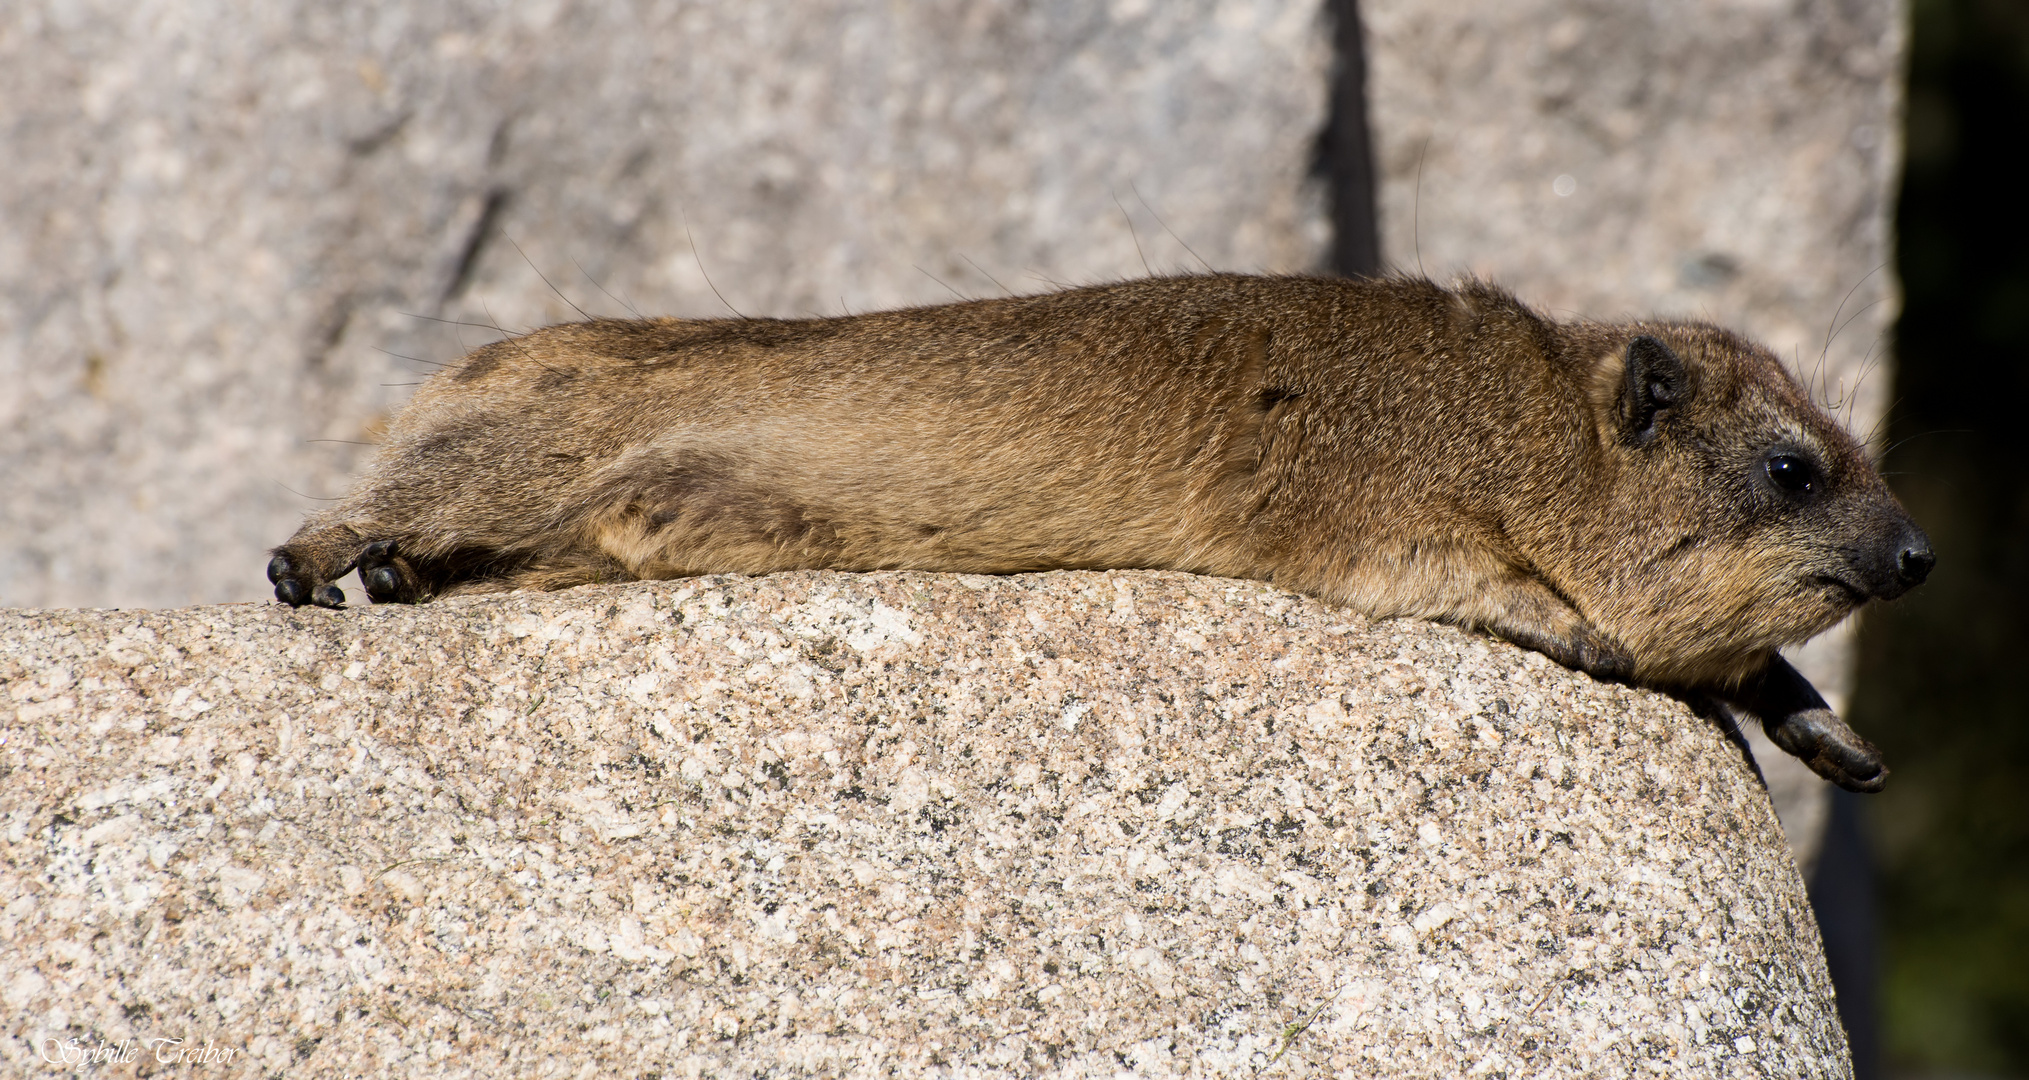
{"left": 1810, "top": 573, "right": 1872, "bottom": 608}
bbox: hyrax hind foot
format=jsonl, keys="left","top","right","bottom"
{"left": 357, "top": 539, "right": 429, "bottom": 603}
{"left": 268, "top": 548, "right": 350, "bottom": 608}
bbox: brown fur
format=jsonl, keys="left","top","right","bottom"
{"left": 269, "top": 274, "right": 1929, "bottom": 788}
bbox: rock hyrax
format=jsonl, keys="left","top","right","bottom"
{"left": 268, "top": 274, "right": 1931, "bottom": 792}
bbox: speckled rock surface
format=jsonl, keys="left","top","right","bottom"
{"left": 2, "top": 572, "right": 1848, "bottom": 1076}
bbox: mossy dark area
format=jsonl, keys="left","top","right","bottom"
{"left": 1853, "top": 0, "right": 2029, "bottom": 1072}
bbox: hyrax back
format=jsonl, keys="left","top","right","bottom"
{"left": 270, "top": 274, "right": 1930, "bottom": 789}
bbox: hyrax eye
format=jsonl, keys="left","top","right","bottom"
{"left": 1765, "top": 454, "right": 1817, "bottom": 495}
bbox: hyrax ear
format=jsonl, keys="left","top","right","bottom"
{"left": 1620, "top": 335, "right": 1687, "bottom": 446}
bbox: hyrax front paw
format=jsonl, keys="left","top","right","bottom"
{"left": 1564, "top": 626, "right": 1636, "bottom": 683}
{"left": 1728, "top": 653, "right": 1889, "bottom": 793}
{"left": 1497, "top": 621, "right": 1635, "bottom": 683}
{"left": 1764, "top": 708, "right": 1888, "bottom": 794}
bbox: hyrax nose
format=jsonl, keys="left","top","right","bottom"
{"left": 1869, "top": 523, "right": 1933, "bottom": 600}
{"left": 1896, "top": 531, "right": 1935, "bottom": 588}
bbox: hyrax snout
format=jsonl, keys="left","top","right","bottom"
{"left": 268, "top": 274, "right": 1929, "bottom": 791}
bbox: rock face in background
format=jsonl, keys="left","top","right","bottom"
{"left": 1359, "top": 0, "right": 1908, "bottom": 870}
{"left": 2, "top": 572, "right": 1849, "bottom": 1076}
{"left": 0, "top": 0, "right": 1329, "bottom": 610}
{"left": 1361, "top": 0, "right": 1902, "bottom": 421}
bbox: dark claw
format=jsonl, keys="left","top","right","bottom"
{"left": 275, "top": 577, "right": 310, "bottom": 607}
{"left": 363, "top": 539, "right": 397, "bottom": 559}
{"left": 311, "top": 583, "right": 346, "bottom": 609}
{"left": 267, "top": 553, "right": 293, "bottom": 585}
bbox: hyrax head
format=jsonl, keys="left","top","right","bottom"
{"left": 1568, "top": 323, "right": 1932, "bottom": 687}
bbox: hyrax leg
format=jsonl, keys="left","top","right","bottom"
{"left": 1725, "top": 654, "right": 1886, "bottom": 794}
{"left": 1487, "top": 615, "right": 1636, "bottom": 684}
{"left": 1335, "top": 543, "right": 1636, "bottom": 682}
{"left": 1409, "top": 559, "right": 1637, "bottom": 683}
